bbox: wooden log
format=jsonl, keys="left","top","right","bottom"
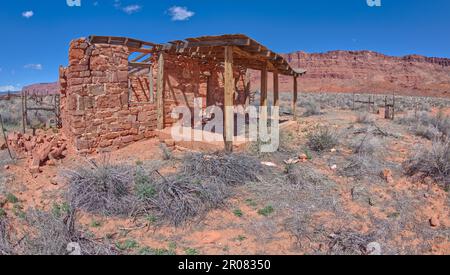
{"left": 156, "top": 53, "right": 165, "bottom": 130}
{"left": 260, "top": 64, "right": 268, "bottom": 129}
{"left": 224, "top": 46, "right": 235, "bottom": 152}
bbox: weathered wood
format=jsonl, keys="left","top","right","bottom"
{"left": 21, "top": 91, "right": 26, "bottom": 133}
{"left": 273, "top": 72, "right": 279, "bottom": 107}
{"left": 156, "top": 53, "right": 165, "bottom": 130}
{"left": 260, "top": 65, "right": 268, "bottom": 107}
{"left": 293, "top": 76, "right": 298, "bottom": 118}
{"left": 224, "top": 46, "right": 235, "bottom": 152}
{"left": 0, "top": 114, "right": 13, "bottom": 159}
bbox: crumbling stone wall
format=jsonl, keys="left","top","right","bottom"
{"left": 60, "top": 38, "right": 248, "bottom": 153}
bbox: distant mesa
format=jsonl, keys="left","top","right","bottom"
{"left": 22, "top": 82, "right": 59, "bottom": 96}
{"left": 14, "top": 50, "right": 450, "bottom": 99}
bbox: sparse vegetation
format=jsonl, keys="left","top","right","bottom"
{"left": 64, "top": 159, "right": 138, "bottom": 216}
{"left": 303, "top": 99, "right": 321, "bottom": 117}
{"left": 257, "top": 205, "right": 274, "bottom": 217}
{"left": 306, "top": 128, "right": 338, "bottom": 153}
{"left": 403, "top": 138, "right": 450, "bottom": 189}
{"left": 356, "top": 112, "right": 375, "bottom": 124}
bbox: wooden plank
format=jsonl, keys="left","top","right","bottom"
{"left": 224, "top": 46, "right": 235, "bottom": 152}
{"left": 156, "top": 53, "right": 165, "bottom": 130}
{"left": 293, "top": 76, "right": 298, "bottom": 118}
{"left": 273, "top": 72, "right": 279, "bottom": 107}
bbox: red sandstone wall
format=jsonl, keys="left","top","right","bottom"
{"left": 60, "top": 38, "right": 248, "bottom": 153}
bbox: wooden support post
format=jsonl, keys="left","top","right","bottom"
{"left": 21, "top": 91, "right": 26, "bottom": 133}
{"left": 260, "top": 64, "right": 268, "bottom": 128}
{"left": 293, "top": 75, "right": 298, "bottom": 118}
{"left": 0, "top": 114, "right": 13, "bottom": 160}
{"left": 392, "top": 91, "right": 395, "bottom": 120}
{"left": 273, "top": 72, "right": 279, "bottom": 108}
{"left": 224, "top": 46, "right": 235, "bottom": 152}
{"left": 156, "top": 53, "right": 165, "bottom": 130}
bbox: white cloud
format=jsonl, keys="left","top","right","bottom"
{"left": 24, "top": 64, "right": 43, "bottom": 70}
{"left": 0, "top": 85, "right": 20, "bottom": 92}
{"left": 168, "top": 6, "right": 195, "bottom": 21}
{"left": 22, "top": 11, "right": 34, "bottom": 19}
{"left": 122, "top": 4, "right": 142, "bottom": 14}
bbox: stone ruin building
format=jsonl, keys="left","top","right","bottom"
{"left": 59, "top": 34, "right": 306, "bottom": 153}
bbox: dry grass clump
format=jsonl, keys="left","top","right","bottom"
{"left": 403, "top": 139, "right": 450, "bottom": 189}
{"left": 349, "top": 135, "right": 382, "bottom": 155}
{"left": 327, "top": 230, "right": 374, "bottom": 255}
{"left": 339, "top": 153, "right": 382, "bottom": 180}
{"left": 356, "top": 112, "right": 375, "bottom": 124}
{"left": 150, "top": 152, "right": 262, "bottom": 225}
{"left": 182, "top": 152, "right": 262, "bottom": 186}
{"left": 306, "top": 128, "right": 338, "bottom": 153}
{"left": 397, "top": 110, "right": 450, "bottom": 140}
{"left": 0, "top": 215, "right": 13, "bottom": 255}
{"left": 64, "top": 159, "right": 138, "bottom": 216}
{"left": 22, "top": 208, "right": 117, "bottom": 255}
{"left": 152, "top": 175, "right": 230, "bottom": 226}
{"left": 303, "top": 99, "right": 322, "bottom": 117}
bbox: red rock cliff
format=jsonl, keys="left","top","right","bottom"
{"left": 250, "top": 50, "right": 450, "bottom": 98}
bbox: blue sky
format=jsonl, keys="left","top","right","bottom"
{"left": 0, "top": 0, "right": 449, "bottom": 91}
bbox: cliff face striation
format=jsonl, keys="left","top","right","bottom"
{"left": 250, "top": 50, "right": 450, "bottom": 98}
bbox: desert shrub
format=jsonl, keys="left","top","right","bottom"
{"left": 64, "top": 159, "right": 138, "bottom": 216}
{"left": 349, "top": 135, "right": 381, "bottom": 155}
{"left": 397, "top": 110, "right": 450, "bottom": 140}
{"left": 306, "top": 128, "right": 338, "bottom": 153}
{"left": 159, "top": 143, "right": 173, "bottom": 160}
{"left": 284, "top": 163, "right": 330, "bottom": 186}
{"left": 339, "top": 154, "right": 382, "bottom": 180}
{"left": 327, "top": 230, "right": 374, "bottom": 255}
{"left": 152, "top": 175, "right": 229, "bottom": 226}
{"left": 403, "top": 139, "right": 450, "bottom": 189}
{"left": 303, "top": 100, "right": 321, "bottom": 117}
{"left": 22, "top": 208, "right": 117, "bottom": 255}
{"left": 0, "top": 215, "right": 13, "bottom": 255}
{"left": 356, "top": 112, "right": 375, "bottom": 124}
{"left": 412, "top": 124, "right": 440, "bottom": 140}
{"left": 182, "top": 152, "right": 262, "bottom": 186}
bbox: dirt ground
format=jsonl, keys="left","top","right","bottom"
{"left": 1, "top": 105, "right": 449, "bottom": 255}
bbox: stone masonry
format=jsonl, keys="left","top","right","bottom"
{"left": 60, "top": 38, "right": 247, "bottom": 153}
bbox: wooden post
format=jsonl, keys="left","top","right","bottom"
{"left": 0, "top": 114, "right": 13, "bottom": 159}
{"left": 224, "top": 46, "right": 235, "bottom": 152}
{"left": 293, "top": 75, "right": 298, "bottom": 118}
{"left": 392, "top": 91, "right": 395, "bottom": 120}
{"left": 273, "top": 72, "right": 279, "bottom": 108}
{"left": 21, "top": 90, "right": 26, "bottom": 133}
{"left": 156, "top": 53, "right": 165, "bottom": 130}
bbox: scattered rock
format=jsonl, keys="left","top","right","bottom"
{"left": 4, "top": 165, "right": 10, "bottom": 170}
{"left": 330, "top": 164, "right": 337, "bottom": 170}
{"left": 284, "top": 158, "right": 299, "bottom": 165}
{"left": 366, "top": 242, "right": 382, "bottom": 255}
{"left": 163, "top": 139, "right": 176, "bottom": 148}
{"left": 330, "top": 148, "right": 337, "bottom": 153}
{"left": 67, "top": 242, "right": 82, "bottom": 255}
{"left": 0, "top": 141, "right": 7, "bottom": 150}
{"left": 380, "top": 169, "right": 394, "bottom": 184}
{"left": 261, "top": 162, "right": 277, "bottom": 167}
{"left": 299, "top": 153, "right": 308, "bottom": 162}
{"left": 429, "top": 216, "right": 440, "bottom": 227}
